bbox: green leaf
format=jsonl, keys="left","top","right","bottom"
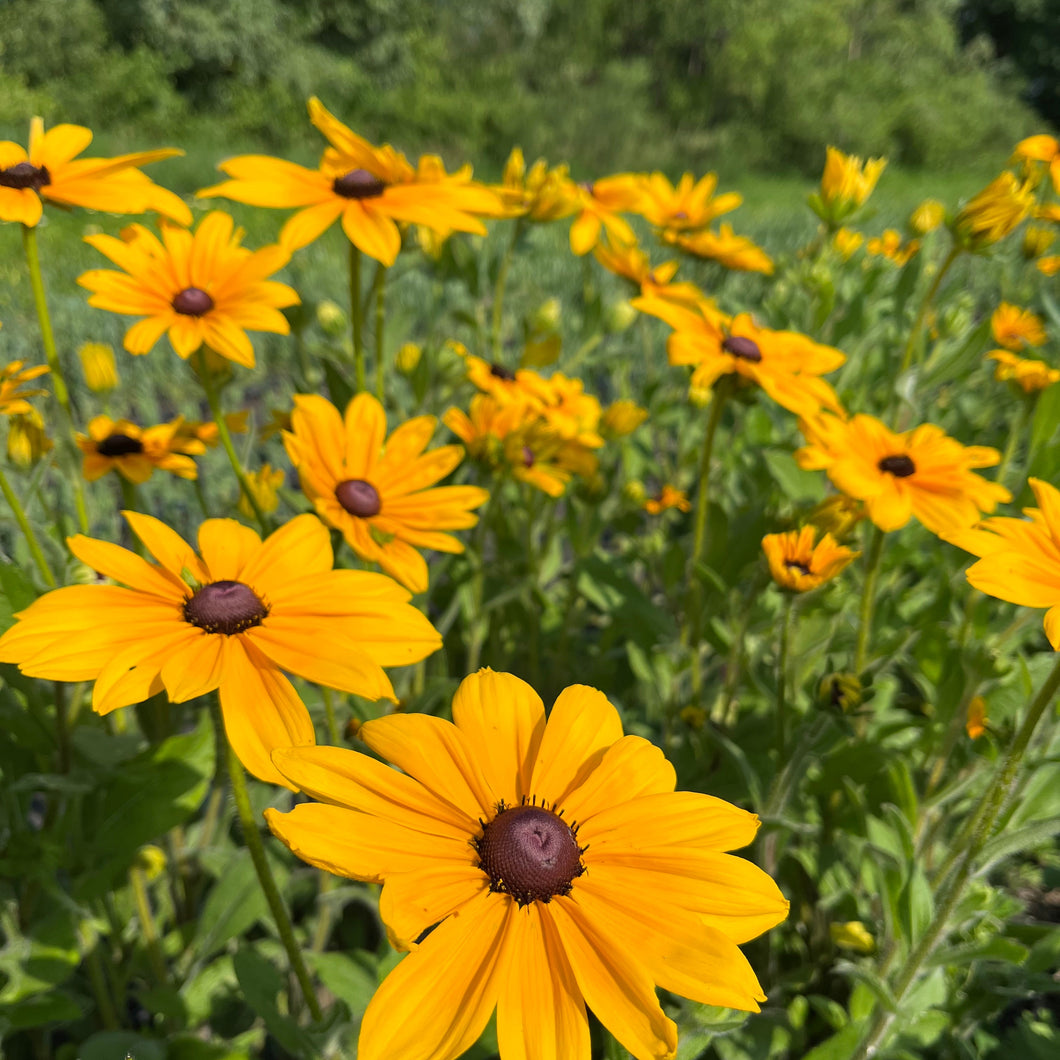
{"left": 0, "top": 561, "right": 38, "bottom": 632}
{"left": 977, "top": 815, "right": 1060, "bottom": 871}
{"left": 928, "top": 936, "right": 1029, "bottom": 969}
{"left": 520, "top": 331, "right": 561, "bottom": 367}
{"left": 306, "top": 951, "right": 376, "bottom": 1015}
{"left": 232, "top": 945, "right": 321, "bottom": 1058}
{"left": 0, "top": 989, "right": 83, "bottom": 1029}
{"left": 193, "top": 850, "right": 270, "bottom": 960}
{"left": 79, "top": 1031, "right": 167, "bottom": 1060}
{"left": 761, "top": 449, "right": 825, "bottom": 502}
{"left": 801, "top": 1022, "right": 866, "bottom": 1060}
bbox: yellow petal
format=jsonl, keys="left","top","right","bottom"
{"left": 196, "top": 518, "right": 263, "bottom": 581}
{"left": 123, "top": 511, "right": 207, "bottom": 583}
{"left": 66, "top": 533, "right": 186, "bottom": 600}
{"left": 379, "top": 863, "right": 487, "bottom": 949}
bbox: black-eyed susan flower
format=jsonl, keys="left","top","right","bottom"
{"left": 78, "top": 212, "right": 298, "bottom": 368}
{"left": 639, "top": 170, "right": 742, "bottom": 233}
{"left": 493, "top": 148, "right": 581, "bottom": 221}
{"left": 662, "top": 225, "right": 774, "bottom": 275}
{"left": 988, "top": 349, "right": 1060, "bottom": 393}
{"left": 644, "top": 485, "right": 690, "bottom": 515}
{"left": 0, "top": 513, "right": 441, "bottom": 787}
{"left": 77, "top": 342, "right": 119, "bottom": 393}
{"left": 762, "top": 526, "right": 859, "bottom": 592}
{"left": 809, "top": 147, "right": 886, "bottom": 226}
{"left": 77, "top": 415, "right": 202, "bottom": 483}
{"left": 991, "top": 303, "right": 1047, "bottom": 350}
{"left": 0, "top": 117, "right": 190, "bottom": 227}
{"left": 953, "top": 173, "right": 1034, "bottom": 251}
{"left": 199, "top": 99, "right": 501, "bottom": 265}
{"left": 865, "top": 229, "right": 919, "bottom": 266}
{"left": 0, "top": 359, "right": 49, "bottom": 417}
{"left": 568, "top": 175, "right": 646, "bottom": 255}
{"left": 265, "top": 669, "right": 789, "bottom": 1060}
{"left": 284, "top": 393, "right": 489, "bottom": 594}
{"left": 796, "top": 413, "right": 1010, "bottom": 535}
{"left": 1013, "top": 134, "right": 1060, "bottom": 193}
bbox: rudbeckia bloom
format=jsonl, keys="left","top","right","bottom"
{"left": 988, "top": 349, "right": 1060, "bottom": 393}
{"left": 493, "top": 148, "right": 581, "bottom": 222}
{"left": 1012, "top": 135, "right": 1060, "bottom": 193}
{"left": 284, "top": 393, "right": 489, "bottom": 594}
{"left": 568, "top": 175, "right": 645, "bottom": 255}
{"left": 761, "top": 526, "right": 859, "bottom": 592}
{"left": 865, "top": 230, "right": 919, "bottom": 267}
{"left": 638, "top": 171, "right": 742, "bottom": 233}
{"left": 945, "top": 478, "right": 1060, "bottom": 648}
{"left": 809, "top": 147, "right": 886, "bottom": 225}
{"left": 991, "top": 303, "right": 1047, "bottom": 350}
{"left": 266, "top": 669, "right": 789, "bottom": 1060}
{"left": 644, "top": 485, "right": 690, "bottom": 515}
{"left": 0, "top": 359, "right": 48, "bottom": 416}
{"left": 77, "top": 415, "right": 203, "bottom": 483}
{"left": 953, "top": 173, "right": 1034, "bottom": 251}
{"left": 0, "top": 513, "right": 440, "bottom": 787}
{"left": 662, "top": 225, "right": 774, "bottom": 275}
{"left": 77, "top": 211, "right": 298, "bottom": 368}
{"left": 0, "top": 117, "right": 190, "bottom": 227}
{"left": 796, "top": 413, "right": 1010, "bottom": 535}
{"left": 199, "top": 99, "right": 501, "bottom": 265}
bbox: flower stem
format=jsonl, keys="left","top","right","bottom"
{"left": 776, "top": 596, "right": 796, "bottom": 759}
{"left": 22, "top": 223, "right": 89, "bottom": 532}
{"left": 129, "top": 864, "right": 169, "bottom": 986}
{"left": 491, "top": 219, "right": 523, "bottom": 359}
{"left": 897, "top": 243, "right": 960, "bottom": 377}
{"left": 853, "top": 525, "right": 885, "bottom": 675}
{"left": 195, "top": 352, "right": 269, "bottom": 534}
{"left": 224, "top": 737, "right": 324, "bottom": 1022}
{"left": 349, "top": 243, "right": 366, "bottom": 392}
{"left": 995, "top": 391, "right": 1035, "bottom": 488}
{"left": 0, "top": 465, "right": 56, "bottom": 586}
{"left": 321, "top": 686, "right": 341, "bottom": 745}
{"left": 372, "top": 263, "right": 388, "bottom": 403}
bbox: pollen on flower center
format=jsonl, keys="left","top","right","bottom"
{"left": 335, "top": 478, "right": 382, "bottom": 518}
{"left": 722, "top": 335, "right": 763, "bottom": 362}
{"left": 474, "top": 802, "right": 585, "bottom": 907}
{"left": 333, "top": 169, "right": 386, "bottom": 200}
{"left": 172, "top": 287, "right": 215, "bottom": 317}
{"left": 878, "top": 454, "right": 916, "bottom": 477}
{"left": 183, "top": 579, "right": 269, "bottom": 635}
{"left": 96, "top": 432, "right": 144, "bottom": 457}
{"left": 0, "top": 162, "right": 51, "bottom": 192}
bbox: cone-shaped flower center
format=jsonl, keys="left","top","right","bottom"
{"left": 721, "top": 335, "right": 762, "bottom": 362}
{"left": 172, "top": 287, "right": 215, "bottom": 317}
{"left": 521, "top": 446, "right": 535, "bottom": 468}
{"left": 96, "top": 432, "right": 144, "bottom": 457}
{"left": 0, "top": 162, "right": 51, "bottom": 192}
{"left": 489, "top": 363, "right": 516, "bottom": 381}
{"left": 183, "top": 580, "right": 268, "bottom": 635}
{"left": 475, "top": 803, "right": 584, "bottom": 907}
{"left": 333, "top": 169, "right": 386, "bottom": 200}
{"left": 335, "top": 478, "right": 382, "bottom": 517}
{"left": 878, "top": 454, "right": 916, "bottom": 477}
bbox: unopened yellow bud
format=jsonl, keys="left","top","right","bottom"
{"left": 908, "top": 199, "right": 945, "bottom": 235}
{"left": 316, "top": 299, "right": 347, "bottom": 337}
{"left": 680, "top": 706, "right": 707, "bottom": 730}
{"left": 396, "top": 342, "right": 422, "bottom": 374}
{"left": 7, "top": 409, "right": 52, "bottom": 467}
{"left": 966, "top": 696, "right": 987, "bottom": 739}
{"left": 830, "top": 921, "right": 874, "bottom": 953}
{"left": 529, "top": 297, "right": 561, "bottom": 333}
{"left": 818, "top": 672, "right": 862, "bottom": 713}
{"left": 77, "top": 342, "right": 118, "bottom": 393}
{"left": 622, "top": 480, "right": 647, "bottom": 505}
{"left": 1022, "top": 224, "right": 1056, "bottom": 261}
{"left": 238, "top": 464, "right": 285, "bottom": 519}
{"left": 135, "top": 845, "right": 168, "bottom": 881}
{"left": 603, "top": 299, "right": 638, "bottom": 333}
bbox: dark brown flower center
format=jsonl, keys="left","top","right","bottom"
{"left": 721, "top": 335, "right": 762, "bottom": 362}
{"left": 784, "top": 559, "right": 811, "bottom": 575}
{"left": 474, "top": 802, "right": 585, "bottom": 907}
{"left": 96, "top": 432, "right": 144, "bottom": 457}
{"left": 335, "top": 478, "right": 382, "bottom": 518}
{"left": 333, "top": 169, "right": 386, "bottom": 200}
{"left": 183, "top": 580, "right": 268, "bottom": 635}
{"left": 521, "top": 446, "right": 535, "bottom": 468}
{"left": 489, "top": 363, "right": 516, "bottom": 381}
{"left": 0, "top": 162, "right": 51, "bottom": 192}
{"left": 878, "top": 454, "right": 915, "bottom": 477}
{"left": 172, "top": 287, "right": 215, "bottom": 317}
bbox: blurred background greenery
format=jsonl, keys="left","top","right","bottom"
{"left": 0, "top": 0, "right": 1055, "bottom": 176}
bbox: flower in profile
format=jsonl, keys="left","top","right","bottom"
{"left": 1022, "top": 224, "right": 1056, "bottom": 261}
{"left": 953, "top": 173, "right": 1034, "bottom": 251}
{"left": 199, "top": 99, "right": 501, "bottom": 265}
{"left": 1012, "top": 134, "right": 1060, "bottom": 193}
{"left": 644, "top": 485, "right": 690, "bottom": 515}
{"left": 865, "top": 229, "right": 919, "bottom": 266}
{"left": 966, "top": 696, "right": 988, "bottom": 740}
{"left": 991, "top": 303, "right": 1046, "bottom": 350}
{"left": 0, "top": 360, "right": 49, "bottom": 416}
{"left": 0, "top": 513, "right": 441, "bottom": 786}
{"left": 77, "top": 342, "right": 119, "bottom": 393}
{"left": 238, "top": 464, "right": 286, "bottom": 520}
{"left": 285, "top": 393, "right": 489, "bottom": 594}
{"left": 832, "top": 228, "right": 864, "bottom": 260}
{"left": 493, "top": 148, "right": 580, "bottom": 222}
{"left": 78, "top": 212, "right": 298, "bottom": 368}
{"left": 796, "top": 413, "right": 1010, "bottom": 535}
{"left": 762, "top": 526, "right": 859, "bottom": 592}
{"left": 988, "top": 349, "right": 1060, "bottom": 393}
{"left": 7, "top": 409, "right": 52, "bottom": 468}
{"left": 0, "top": 117, "right": 190, "bottom": 228}
{"left": 77, "top": 415, "right": 203, "bottom": 483}
{"left": 639, "top": 171, "right": 742, "bottom": 233}
{"left": 265, "top": 669, "right": 789, "bottom": 1060}
{"left": 1039, "top": 255, "right": 1060, "bottom": 277}
{"left": 909, "top": 199, "right": 946, "bottom": 235}
{"left": 662, "top": 224, "right": 774, "bottom": 275}
{"left": 809, "top": 147, "right": 886, "bottom": 225}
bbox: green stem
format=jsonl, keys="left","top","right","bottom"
{"left": 54, "top": 682, "right": 71, "bottom": 774}
{"left": 196, "top": 352, "right": 269, "bottom": 534}
{"left": 373, "top": 263, "right": 388, "bottom": 402}
{"left": 897, "top": 243, "right": 960, "bottom": 377}
{"left": 776, "top": 596, "right": 796, "bottom": 760}
{"left": 21, "top": 224, "right": 89, "bottom": 532}
{"left": 853, "top": 525, "right": 885, "bottom": 675}
{"left": 349, "top": 243, "right": 366, "bottom": 392}
{"left": 491, "top": 219, "right": 523, "bottom": 359}
{"left": 119, "top": 477, "right": 145, "bottom": 554}
{"left": 224, "top": 738, "right": 324, "bottom": 1022}
{"left": 850, "top": 654, "right": 1060, "bottom": 1060}
{"left": 321, "top": 686, "right": 341, "bottom": 745}
{"left": 0, "top": 464, "right": 56, "bottom": 586}
{"left": 79, "top": 923, "right": 120, "bottom": 1031}
{"left": 466, "top": 497, "right": 492, "bottom": 673}
{"left": 129, "top": 865, "right": 169, "bottom": 986}
{"left": 995, "top": 392, "right": 1035, "bottom": 488}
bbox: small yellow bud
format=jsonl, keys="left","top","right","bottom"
{"left": 238, "top": 464, "right": 285, "bottom": 520}
{"left": 316, "top": 299, "right": 347, "bottom": 337}
{"left": 7, "top": 409, "right": 52, "bottom": 467}
{"left": 396, "top": 342, "right": 422, "bottom": 374}
{"left": 1022, "top": 224, "right": 1056, "bottom": 261}
{"left": 603, "top": 299, "right": 638, "bottom": 333}
{"left": 688, "top": 386, "right": 713, "bottom": 408}
{"left": 908, "top": 199, "right": 945, "bottom": 235}
{"left": 622, "top": 480, "right": 647, "bottom": 505}
{"left": 77, "top": 342, "right": 118, "bottom": 393}
{"left": 529, "top": 297, "right": 562, "bottom": 333}
{"left": 819, "top": 672, "right": 862, "bottom": 713}
{"left": 135, "top": 845, "right": 168, "bottom": 881}
{"left": 830, "top": 921, "right": 875, "bottom": 954}
{"left": 966, "top": 696, "right": 987, "bottom": 739}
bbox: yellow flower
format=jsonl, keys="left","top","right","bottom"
{"left": 638, "top": 171, "right": 742, "bottom": 233}
{"left": 966, "top": 696, "right": 987, "bottom": 740}
{"left": 78, "top": 212, "right": 298, "bottom": 368}
{"left": 762, "top": 526, "right": 859, "bottom": 592}
{"left": 909, "top": 199, "right": 946, "bottom": 235}
{"left": 174, "top": 411, "right": 251, "bottom": 450}
{"left": 238, "top": 464, "right": 286, "bottom": 520}
{"left": 285, "top": 393, "right": 489, "bottom": 594}
{"left": 7, "top": 408, "right": 52, "bottom": 468}
{"left": 396, "top": 342, "right": 422, "bottom": 374}
{"left": 644, "top": 485, "right": 690, "bottom": 515}
{"left": 0, "top": 513, "right": 441, "bottom": 787}
{"left": 808, "top": 494, "right": 865, "bottom": 540}
{"left": 494, "top": 148, "right": 581, "bottom": 222}
{"left": 592, "top": 238, "right": 707, "bottom": 312}
{"left": 830, "top": 921, "right": 875, "bottom": 954}
{"left": 265, "top": 670, "right": 789, "bottom": 1059}
{"left": 76, "top": 415, "right": 202, "bottom": 483}
{"left": 796, "top": 413, "right": 1010, "bottom": 535}
{"left": 832, "top": 227, "right": 864, "bottom": 260}
{"left": 200, "top": 99, "right": 501, "bottom": 265}
{"left": 568, "top": 175, "right": 646, "bottom": 256}
{"left": 0, "top": 360, "right": 49, "bottom": 416}
{"left": 865, "top": 229, "right": 919, "bottom": 266}
{"left": 991, "top": 303, "right": 1047, "bottom": 350}
{"left": 662, "top": 224, "right": 774, "bottom": 275}
{"left": 810, "top": 147, "right": 886, "bottom": 225}
{"left": 953, "top": 173, "right": 1034, "bottom": 250}
{"left": 1022, "top": 224, "right": 1056, "bottom": 260}
{"left": 601, "top": 400, "right": 648, "bottom": 438}
{"left": 988, "top": 349, "right": 1060, "bottom": 393}
{"left": 0, "top": 117, "right": 189, "bottom": 228}
{"left": 1038, "top": 255, "right": 1060, "bottom": 277}
{"left": 1012, "top": 134, "right": 1060, "bottom": 193}
{"left": 77, "top": 342, "right": 119, "bottom": 393}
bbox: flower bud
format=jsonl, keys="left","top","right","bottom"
{"left": 135, "top": 844, "right": 168, "bottom": 881}
{"left": 818, "top": 671, "right": 862, "bottom": 713}
{"left": 316, "top": 299, "right": 347, "bottom": 337}
{"left": 77, "top": 342, "right": 119, "bottom": 393}
{"left": 7, "top": 409, "right": 52, "bottom": 467}
{"left": 396, "top": 342, "right": 422, "bottom": 374}
{"left": 603, "top": 299, "right": 638, "bottom": 333}
{"left": 830, "top": 921, "right": 874, "bottom": 954}
{"left": 529, "top": 297, "right": 561, "bottom": 333}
